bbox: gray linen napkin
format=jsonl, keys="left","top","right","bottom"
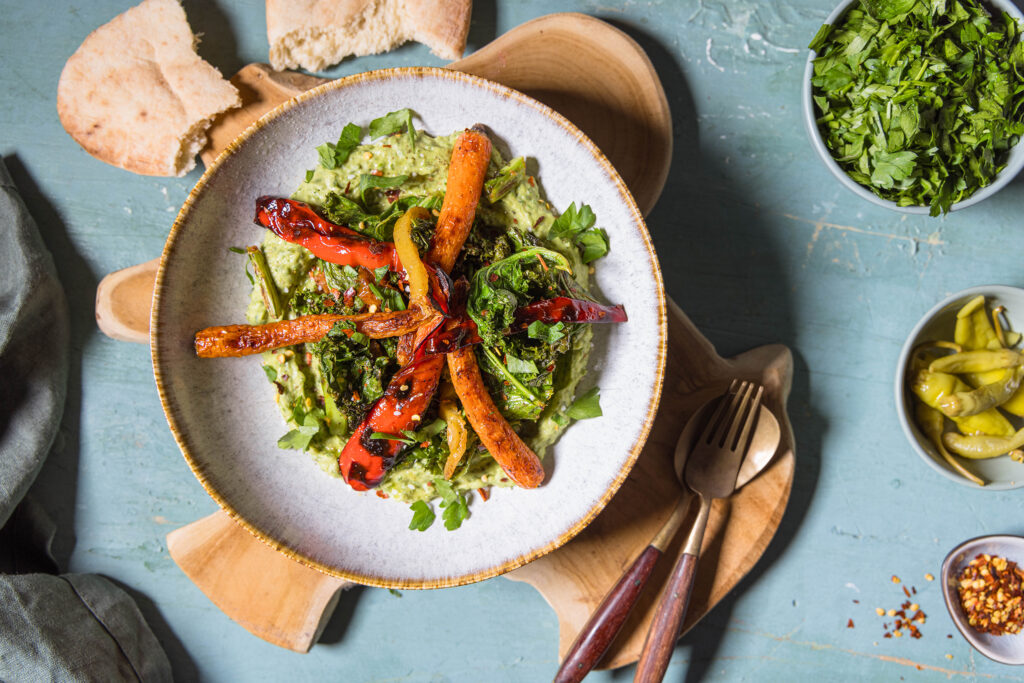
{"left": 0, "top": 159, "right": 172, "bottom": 682}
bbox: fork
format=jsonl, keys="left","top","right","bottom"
{"left": 633, "top": 380, "right": 764, "bottom": 683}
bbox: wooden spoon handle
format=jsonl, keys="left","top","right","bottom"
{"left": 554, "top": 544, "right": 663, "bottom": 683}
{"left": 633, "top": 552, "right": 699, "bottom": 683}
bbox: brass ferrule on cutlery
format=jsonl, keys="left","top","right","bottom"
{"left": 681, "top": 495, "right": 712, "bottom": 557}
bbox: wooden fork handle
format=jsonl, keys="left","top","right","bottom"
{"left": 554, "top": 545, "right": 663, "bottom": 683}
{"left": 633, "top": 552, "right": 699, "bottom": 683}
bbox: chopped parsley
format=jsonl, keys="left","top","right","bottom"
{"left": 809, "top": 0, "right": 1024, "bottom": 214}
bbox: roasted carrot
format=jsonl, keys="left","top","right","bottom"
{"left": 425, "top": 127, "right": 492, "bottom": 272}
{"left": 447, "top": 346, "right": 545, "bottom": 488}
{"left": 194, "top": 306, "right": 434, "bottom": 358}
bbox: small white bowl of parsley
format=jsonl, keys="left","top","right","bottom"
{"left": 803, "top": 0, "right": 1024, "bottom": 215}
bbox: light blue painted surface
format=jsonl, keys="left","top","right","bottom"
{"left": 5, "top": 0, "right": 1024, "bottom": 680}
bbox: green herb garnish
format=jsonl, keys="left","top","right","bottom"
{"left": 316, "top": 122, "right": 362, "bottom": 169}
{"left": 369, "top": 108, "right": 416, "bottom": 149}
{"left": 566, "top": 386, "right": 603, "bottom": 420}
{"left": 527, "top": 320, "right": 566, "bottom": 344}
{"left": 408, "top": 500, "right": 435, "bottom": 531}
{"left": 433, "top": 477, "right": 471, "bottom": 531}
{"left": 277, "top": 414, "right": 321, "bottom": 450}
{"left": 262, "top": 364, "right": 278, "bottom": 383}
{"left": 549, "top": 202, "right": 609, "bottom": 261}
{"left": 809, "top": 0, "right": 1024, "bottom": 215}
{"left": 356, "top": 173, "right": 409, "bottom": 207}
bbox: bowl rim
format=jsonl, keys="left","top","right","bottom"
{"left": 802, "top": 0, "right": 1024, "bottom": 214}
{"left": 894, "top": 285, "right": 1024, "bottom": 490}
{"left": 941, "top": 533, "right": 1024, "bottom": 665}
{"left": 150, "top": 65, "right": 668, "bottom": 588}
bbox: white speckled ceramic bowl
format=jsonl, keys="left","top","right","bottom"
{"left": 895, "top": 286, "right": 1024, "bottom": 489}
{"left": 942, "top": 535, "right": 1024, "bottom": 665}
{"left": 803, "top": 0, "right": 1024, "bottom": 214}
{"left": 152, "top": 67, "right": 666, "bottom": 588}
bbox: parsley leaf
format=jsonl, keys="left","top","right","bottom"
{"left": 505, "top": 353, "right": 539, "bottom": 375}
{"left": 577, "top": 228, "right": 610, "bottom": 263}
{"left": 433, "top": 478, "right": 470, "bottom": 531}
{"left": 549, "top": 202, "right": 609, "bottom": 261}
{"left": 369, "top": 432, "right": 416, "bottom": 445}
{"left": 408, "top": 501, "right": 435, "bottom": 531}
{"left": 315, "top": 122, "right": 363, "bottom": 170}
{"left": 566, "top": 386, "right": 602, "bottom": 420}
{"left": 277, "top": 414, "right": 321, "bottom": 450}
{"left": 527, "top": 320, "right": 566, "bottom": 343}
{"left": 369, "top": 108, "right": 416, "bottom": 149}
{"left": 549, "top": 202, "right": 596, "bottom": 241}
{"left": 262, "top": 364, "right": 278, "bottom": 383}
{"left": 357, "top": 174, "right": 408, "bottom": 206}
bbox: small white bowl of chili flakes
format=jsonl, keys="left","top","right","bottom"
{"left": 942, "top": 535, "right": 1024, "bottom": 665}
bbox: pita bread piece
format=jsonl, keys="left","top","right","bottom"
{"left": 267, "top": 0, "right": 472, "bottom": 72}
{"left": 57, "top": 0, "right": 240, "bottom": 177}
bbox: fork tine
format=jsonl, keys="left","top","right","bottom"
{"left": 699, "top": 379, "right": 740, "bottom": 445}
{"left": 716, "top": 381, "right": 753, "bottom": 447}
{"left": 706, "top": 380, "right": 750, "bottom": 447}
{"left": 726, "top": 383, "right": 763, "bottom": 451}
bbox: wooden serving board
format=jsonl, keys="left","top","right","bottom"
{"left": 99, "top": 15, "right": 795, "bottom": 668}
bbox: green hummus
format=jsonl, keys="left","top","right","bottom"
{"left": 246, "top": 128, "right": 594, "bottom": 506}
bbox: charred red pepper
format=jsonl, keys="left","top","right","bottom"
{"left": 255, "top": 196, "right": 399, "bottom": 271}
{"left": 512, "top": 297, "right": 627, "bottom": 326}
{"left": 338, "top": 355, "right": 445, "bottom": 490}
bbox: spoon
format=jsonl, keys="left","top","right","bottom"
{"left": 554, "top": 385, "right": 781, "bottom": 683}
{"left": 94, "top": 12, "right": 672, "bottom": 343}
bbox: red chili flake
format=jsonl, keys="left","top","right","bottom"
{"left": 903, "top": 586, "right": 911, "bottom": 598}
{"left": 884, "top": 632, "right": 892, "bottom": 639}
{"left": 912, "top": 586, "right": 917, "bottom": 595}
{"left": 847, "top": 619, "right": 855, "bottom": 628}
{"left": 536, "top": 253, "right": 549, "bottom": 271}
{"left": 477, "top": 488, "right": 490, "bottom": 502}
{"left": 375, "top": 490, "right": 389, "bottom": 499}
{"left": 344, "top": 181, "right": 351, "bottom": 193}
{"left": 305, "top": 353, "right": 313, "bottom": 365}
{"left": 385, "top": 188, "right": 401, "bottom": 203}
{"left": 382, "top": 144, "right": 392, "bottom": 148}
{"left": 527, "top": 176, "right": 536, "bottom": 186}
{"left": 371, "top": 170, "right": 383, "bottom": 176}
{"left": 853, "top": 599, "right": 860, "bottom": 604}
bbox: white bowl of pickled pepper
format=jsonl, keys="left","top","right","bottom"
{"left": 896, "top": 286, "right": 1024, "bottom": 489}
{"left": 942, "top": 535, "right": 1024, "bottom": 665}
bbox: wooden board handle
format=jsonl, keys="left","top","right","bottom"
{"left": 95, "top": 258, "right": 158, "bottom": 343}
{"left": 166, "top": 510, "right": 350, "bottom": 652}
{"left": 555, "top": 544, "right": 663, "bottom": 683}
